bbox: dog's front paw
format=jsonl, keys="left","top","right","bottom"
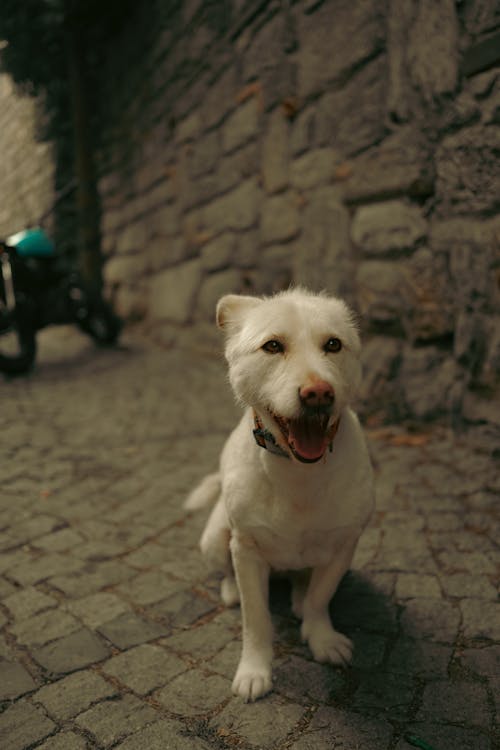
{"left": 302, "top": 620, "right": 353, "bottom": 666}
{"left": 232, "top": 662, "right": 272, "bottom": 702}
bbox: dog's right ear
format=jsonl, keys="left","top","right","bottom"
{"left": 216, "top": 294, "right": 262, "bottom": 331}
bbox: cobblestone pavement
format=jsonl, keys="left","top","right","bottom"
{"left": 0, "top": 326, "right": 498, "bottom": 750}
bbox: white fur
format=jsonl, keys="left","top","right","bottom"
{"left": 185, "top": 288, "right": 374, "bottom": 702}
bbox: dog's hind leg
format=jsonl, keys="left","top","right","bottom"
{"left": 290, "top": 569, "right": 311, "bottom": 619}
{"left": 199, "top": 497, "right": 240, "bottom": 607}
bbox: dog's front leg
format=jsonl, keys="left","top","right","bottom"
{"left": 230, "top": 532, "right": 272, "bottom": 702}
{"left": 301, "top": 530, "right": 360, "bottom": 666}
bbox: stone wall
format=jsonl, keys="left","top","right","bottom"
{"left": 96, "top": 0, "right": 500, "bottom": 425}
{"left": 1, "top": 1, "right": 499, "bottom": 425}
{"left": 0, "top": 75, "right": 55, "bottom": 237}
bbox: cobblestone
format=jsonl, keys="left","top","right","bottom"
{"left": 0, "top": 326, "right": 498, "bottom": 749}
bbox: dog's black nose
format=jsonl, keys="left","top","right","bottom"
{"left": 299, "top": 381, "right": 334, "bottom": 408}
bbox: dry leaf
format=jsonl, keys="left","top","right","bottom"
{"left": 389, "top": 433, "right": 431, "bottom": 447}
{"left": 334, "top": 162, "right": 352, "bottom": 180}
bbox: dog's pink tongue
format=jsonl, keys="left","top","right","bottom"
{"left": 289, "top": 418, "right": 327, "bottom": 461}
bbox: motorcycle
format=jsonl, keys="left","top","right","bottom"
{"left": 0, "top": 227, "right": 121, "bottom": 375}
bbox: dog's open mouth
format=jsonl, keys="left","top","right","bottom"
{"left": 272, "top": 412, "right": 335, "bottom": 463}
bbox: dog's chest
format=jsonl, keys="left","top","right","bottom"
{"left": 253, "top": 521, "right": 343, "bottom": 569}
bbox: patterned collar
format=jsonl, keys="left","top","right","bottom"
{"left": 252, "top": 411, "right": 290, "bottom": 458}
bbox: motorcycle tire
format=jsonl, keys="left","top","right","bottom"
{"left": 75, "top": 296, "right": 122, "bottom": 346}
{"left": 0, "top": 319, "right": 36, "bottom": 375}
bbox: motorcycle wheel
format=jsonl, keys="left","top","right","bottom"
{"left": 0, "top": 315, "right": 37, "bottom": 375}
{"left": 75, "top": 294, "right": 122, "bottom": 346}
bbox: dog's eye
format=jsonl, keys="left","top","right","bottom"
{"left": 262, "top": 339, "right": 284, "bottom": 354}
{"left": 324, "top": 337, "right": 342, "bottom": 353}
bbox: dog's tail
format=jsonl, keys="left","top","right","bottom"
{"left": 184, "top": 471, "right": 221, "bottom": 511}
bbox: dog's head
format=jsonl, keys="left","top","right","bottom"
{"left": 217, "top": 288, "right": 362, "bottom": 464}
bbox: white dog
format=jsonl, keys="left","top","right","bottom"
{"left": 185, "top": 288, "right": 374, "bottom": 701}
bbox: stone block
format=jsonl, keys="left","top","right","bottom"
{"left": 399, "top": 347, "right": 461, "bottom": 419}
{"left": 97, "top": 611, "right": 168, "bottom": 649}
{"left": 430, "top": 216, "right": 500, "bottom": 308}
{"left": 104, "top": 254, "right": 149, "bottom": 286}
{"left": 244, "top": 12, "right": 289, "bottom": 81}
{"left": 463, "top": 29, "right": 500, "bottom": 76}
{"left": 386, "top": 0, "right": 415, "bottom": 122}
{"left": 463, "top": 0, "right": 500, "bottom": 35}
{"left": 213, "top": 692, "right": 305, "bottom": 746}
{"left": 115, "top": 222, "right": 148, "bottom": 255}
{"left": 149, "top": 202, "right": 180, "bottom": 238}
{"left": 8, "top": 553, "right": 85, "bottom": 586}
{"left": 10, "top": 608, "right": 80, "bottom": 647}
{"left": 223, "top": 98, "right": 259, "bottom": 153}
{"left": 274, "top": 655, "right": 346, "bottom": 703}
{"left": 151, "top": 589, "right": 216, "bottom": 628}
{"left": 0, "top": 700, "right": 55, "bottom": 750}
{"left": 33, "top": 628, "right": 111, "bottom": 674}
{"left": 477, "top": 315, "right": 500, "bottom": 388}
{"left": 294, "top": 186, "right": 351, "bottom": 294}
{"left": 261, "top": 192, "right": 300, "bottom": 244}
{"left": 435, "top": 125, "right": 500, "bottom": 215}
{"left": 156, "top": 669, "right": 229, "bottom": 715}
{"left": 343, "top": 127, "right": 435, "bottom": 204}
{"left": 118, "top": 570, "right": 186, "bottom": 607}
{"left": 113, "top": 720, "right": 202, "bottom": 750}
{"left": 200, "top": 233, "right": 236, "bottom": 271}
{"left": 460, "top": 599, "right": 500, "bottom": 641}
{"left": 407, "top": 0, "right": 459, "bottom": 102}
{"left": 247, "top": 245, "right": 294, "bottom": 294}
{"left": 34, "top": 670, "right": 117, "bottom": 720}
{"left": 189, "top": 130, "right": 220, "bottom": 177}
{"left": 148, "top": 235, "right": 186, "bottom": 272}
{"left": 395, "top": 573, "right": 441, "bottom": 599}
{"left": 396, "top": 725, "right": 490, "bottom": 750}
{"left": 103, "top": 644, "right": 186, "bottom": 695}
{"left": 262, "top": 108, "right": 289, "bottom": 194}
{"left": 175, "top": 111, "right": 202, "bottom": 144}
{"left": 202, "top": 178, "right": 260, "bottom": 233}
{"left": 234, "top": 230, "right": 259, "bottom": 268}
{"left": 217, "top": 141, "right": 259, "bottom": 189}
{"left": 0, "top": 660, "right": 37, "bottom": 700}
{"left": 197, "top": 269, "right": 243, "bottom": 321}
{"left": 440, "top": 573, "right": 497, "bottom": 600}
{"left": 75, "top": 694, "right": 159, "bottom": 748}
{"left": 243, "top": 12, "right": 296, "bottom": 109}
{"left": 290, "top": 148, "right": 338, "bottom": 190}
{"left": 35, "top": 527, "right": 85, "bottom": 553}
{"left": 4, "top": 587, "right": 57, "bottom": 620}
{"left": 37, "top": 731, "right": 89, "bottom": 750}
{"left": 351, "top": 201, "right": 427, "bottom": 255}
{"left": 290, "top": 105, "right": 316, "bottom": 155}
{"left": 289, "top": 706, "right": 392, "bottom": 750}
{"left": 65, "top": 592, "right": 130, "bottom": 629}
{"left": 417, "top": 680, "right": 491, "bottom": 728}
{"left": 355, "top": 260, "right": 406, "bottom": 325}
{"left": 203, "top": 67, "right": 238, "bottom": 129}
{"left": 112, "top": 282, "right": 148, "bottom": 321}
{"left": 400, "top": 248, "right": 455, "bottom": 342}
{"left": 296, "top": 0, "right": 385, "bottom": 98}
{"left": 315, "top": 55, "right": 388, "bottom": 156}
{"left": 400, "top": 598, "right": 460, "bottom": 642}
{"left": 386, "top": 637, "right": 452, "bottom": 678}
{"left": 148, "top": 258, "right": 203, "bottom": 324}
{"left": 358, "top": 335, "right": 402, "bottom": 406}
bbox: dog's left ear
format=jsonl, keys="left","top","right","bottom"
{"left": 216, "top": 294, "right": 262, "bottom": 331}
